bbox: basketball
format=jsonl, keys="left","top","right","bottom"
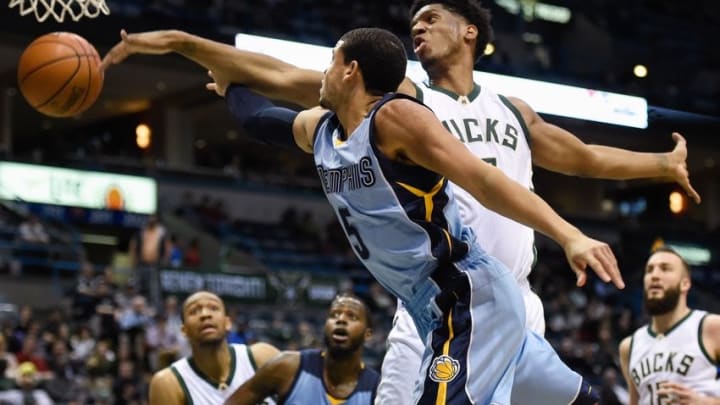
{"left": 17, "top": 32, "right": 104, "bottom": 118}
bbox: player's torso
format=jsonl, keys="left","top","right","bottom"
{"left": 416, "top": 83, "right": 536, "bottom": 284}
{"left": 171, "top": 343, "right": 276, "bottom": 405}
{"left": 629, "top": 311, "right": 720, "bottom": 403}
{"left": 282, "top": 349, "right": 379, "bottom": 405}
{"left": 313, "top": 94, "right": 469, "bottom": 303}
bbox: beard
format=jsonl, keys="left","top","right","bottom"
{"left": 323, "top": 333, "right": 364, "bottom": 358}
{"left": 644, "top": 284, "right": 681, "bottom": 316}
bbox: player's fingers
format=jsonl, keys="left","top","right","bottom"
{"left": 206, "top": 83, "right": 217, "bottom": 91}
{"left": 120, "top": 29, "right": 129, "bottom": 41}
{"left": 585, "top": 255, "right": 614, "bottom": 285}
{"left": 683, "top": 181, "right": 702, "bottom": 204}
{"left": 599, "top": 245, "right": 624, "bottom": 289}
{"left": 672, "top": 131, "right": 686, "bottom": 145}
{"left": 574, "top": 268, "right": 586, "bottom": 287}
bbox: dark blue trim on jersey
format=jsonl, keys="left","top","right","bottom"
{"left": 499, "top": 94, "right": 532, "bottom": 151}
{"left": 367, "top": 93, "right": 469, "bottom": 264}
{"left": 420, "top": 266, "right": 472, "bottom": 405}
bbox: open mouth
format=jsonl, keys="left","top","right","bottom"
{"left": 331, "top": 328, "right": 349, "bottom": 343}
{"left": 200, "top": 324, "right": 217, "bottom": 334}
{"left": 413, "top": 37, "right": 426, "bottom": 52}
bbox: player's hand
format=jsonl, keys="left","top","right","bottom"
{"left": 658, "top": 381, "right": 714, "bottom": 405}
{"left": 564, "top": 234, "right": 623, "bottom": 289}
{"left": 668, "top": 132, "right": 701, "bottom": 204}
{"left": 101, "top": 29, "right": 176, "bottom": 70}
{"left": 206, "top": 70, "right": 230, "bottom": 97}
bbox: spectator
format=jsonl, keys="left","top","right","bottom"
{"left": 183, "top": 238, "right": 201, "bottom": 267}
{"left": 0, "top": 362, "right": 54, "bottom": 405}
{"left": 128, "top": 214, "right": 170, "bottom": 307}
{"left": 166, "top": 234, "right": 184, "bottom": 268}
{"left": 14, "top": 335, "right": 51, "bottom": 380}
{"left": 72, "top": 262, "right": 99, "bottom": 321}
{"left": 0, "top": 333, "right": 17, "bottom": 380}
{"left": 17, "top": 214, "right": 49, "bottom": 244}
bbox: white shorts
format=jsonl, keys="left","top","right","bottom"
{"left": 375, "top": 286, "right": 547, "bottom": 405}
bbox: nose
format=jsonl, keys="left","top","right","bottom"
{"left": 411, "top": 22, "right": 427, "bottom": 38}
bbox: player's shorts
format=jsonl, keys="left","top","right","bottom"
{"left": 377, "top": 246, "right": 582, "bottom": 405}
{"left": 377, "top": 282, "right": 547, "bottom": 404}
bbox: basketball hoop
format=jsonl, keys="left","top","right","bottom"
{"left": 9, "top": 0, "right": 110, "bottom": 23}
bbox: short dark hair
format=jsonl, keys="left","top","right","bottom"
{"left": 651, "top": 246, "right": 691, "bottom": 275}
{"left": 409, "top": 0, "right": 494, "bottom": 61}
{"left": 338, "top": 28, "right": 407, "bottom": 95}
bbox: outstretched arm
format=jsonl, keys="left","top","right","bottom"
{"left": 101, "top": 29, "right": 323, "bottom": 108}
{"left": 225, "top": 351, "right": 301, "bottom": 405}
{"left": 223, "top": 84, "right": 327, "bottom": 153}
{"left": 510, "top": 97, "right": 701, "bottom": 203}
{"left": 375, "top": 99, "right": 623, "bottom": 289}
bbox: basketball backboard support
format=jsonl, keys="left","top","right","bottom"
{"left": 8, "top": 0, "right": 109, "bottom": 23}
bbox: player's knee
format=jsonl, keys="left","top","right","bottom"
{"left": 571, "top": 379, "right": 599, "bottom": 405}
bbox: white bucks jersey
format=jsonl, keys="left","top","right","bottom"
{"left": 629, "top": 310, "right": 720, "bottom": 404}
{"left": 415, "top": 82, "right": 536, "bottom": 285}
{"left": 170, "top": 343, "right": 276, "bottom": 405}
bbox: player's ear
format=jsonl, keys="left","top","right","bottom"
{"left": 180, "top": 324, "right": 188, "bottom": 338}
{"left": 465, "top": 24, "right": 478, "bottom": 41}
{"left": 344, "top": 60, "right": 359, "bottom": 82}
{"left": 224, "top": 316, "right": 232, "bottom": 332}
{"left": 680, "top": 275, "right": 691, "bottom": 294}
{"left": 363, "top": 327, "right": 373, "bottom": 341}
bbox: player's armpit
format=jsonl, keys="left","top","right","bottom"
{"left": 149, "top": 368, "right": 185, "bottom": 405}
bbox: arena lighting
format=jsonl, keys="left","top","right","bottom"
{"left": 235, "top": 34, "right": 648, "bottom": 128}
{"left": 633, "top": 64, "right": 648, "bottom": 78}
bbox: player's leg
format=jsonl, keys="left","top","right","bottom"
{"left": 521, "top": 287, "right": 546, "bottom": 335}
{"left": 510, "top": 330, "right": 599, "bottom": 405}
{"left": 415, "top": 249, "right": 526, "bottom": 405}
{"left": 375, "top": 301, "right": 425, "bottom": 405}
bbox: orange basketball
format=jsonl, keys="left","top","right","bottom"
{"left": 17, "top": 32, "right": 104, "bottom": 118}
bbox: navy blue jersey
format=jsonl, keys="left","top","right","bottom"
{"left": 282, "top": 349, "right": 379, "bottom": 405}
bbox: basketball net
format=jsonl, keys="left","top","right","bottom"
{"left": 9, "top": 0, "right": 110, "bottom": 22}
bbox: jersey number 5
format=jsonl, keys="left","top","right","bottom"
{"left": 337, "top": 208, "right": 370, "bottom": 259}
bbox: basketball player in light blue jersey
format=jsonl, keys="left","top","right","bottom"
{"left": 208, "top": 27, "right": 622, "bottom": 404}
{"left": 619, "top": 247, "right": 720, "bottom": 405}
{"left": 149, "top": 291, "right": 279, "bottom": 404}
{"left": 102, "top": 7, "right": 699, "bottom": 403}
{"left": 225, "top": 294, "right": 379, "bottom": 405}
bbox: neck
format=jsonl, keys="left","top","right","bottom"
{"left": 651, "top": 302, "right": 691, "bottom": 334}
{"left": 191, "top": 340, "right": 231, "bottom": 385}
{"left": 323, "top": 349, "right": 363, "bottom": 386}
{"left": 335, "top": 89, "right": 382, "bottom": 138}
{"left": 425, "top": 53, "right": 476, "bottom": 96}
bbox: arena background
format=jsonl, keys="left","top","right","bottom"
{"left": 0, "top": 0, "right": 719, "bottom": 403}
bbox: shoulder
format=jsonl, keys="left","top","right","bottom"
{"left": 248, "top": 342, "right": 280, "bottom": 368}
{"left": 701, "top": 313, "right": 720, "bottom": 356}
{"left": 374, "top": 96, "right": 431, "bottom": 126}
{"left": 618, "top": 335, "right": 633, "bottom": 360}
{"left": 149, "top": 368, "right": 184, "bottom": 405}
{"left": 294, "top": 107, "right": 332, "bottom": 152}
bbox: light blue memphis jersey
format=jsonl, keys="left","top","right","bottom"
{"left": 282, "top": 349, "right": 379, "bottom": 405}
{"left": 313, "top": 94, "right": 471, "bottom": 316}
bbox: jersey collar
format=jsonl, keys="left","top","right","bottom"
{"left": 426, "top": 82, "right": 481, "bottom": 104}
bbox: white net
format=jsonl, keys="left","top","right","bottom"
{"left": 9, "top": 0, "right": 110, "bottom": 22}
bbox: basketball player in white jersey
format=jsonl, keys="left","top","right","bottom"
{"left": 149, "top": 291, "right": 279, "bottom": 404}
{"left": 619, "top": 247, "right": 720, "bottom": 405}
